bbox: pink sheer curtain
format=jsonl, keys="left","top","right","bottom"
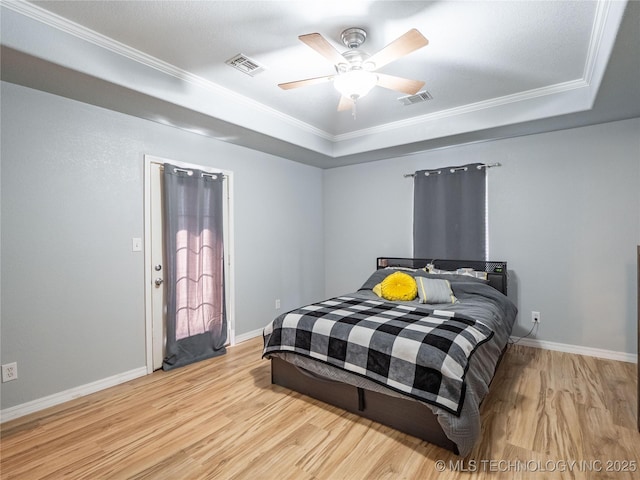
{"left": 174, "top": 225, "right": 224, "bottom": 340}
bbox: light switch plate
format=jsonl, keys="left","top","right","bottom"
{"left": 132, "top": 237, "right": 142, "bottom": 252}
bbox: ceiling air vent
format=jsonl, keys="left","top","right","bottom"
{"left": 225, "top": 53, "right": 265, "bottom": 77}
{"left": 398, "top": 90, "right": 433, "bottom": 106}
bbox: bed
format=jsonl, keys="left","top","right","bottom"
{"left": 262, "top": 257, "right": 517, "bottom": 455}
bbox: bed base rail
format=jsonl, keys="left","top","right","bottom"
{"left": 271, "top": 357, "right": 459, "bottom": 454}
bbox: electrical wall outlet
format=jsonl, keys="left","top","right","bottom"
{"left": 2, "top": 362, "right": 18, "bottom": 382}
{"left": 531, "top": 311, "right": 541, "bottom": 324}
{"left": 275, "top": 299, "right": 281, "bottom": 309}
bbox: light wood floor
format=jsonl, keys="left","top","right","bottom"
{"left": 1, "top": 337, "right": 638, "bottom": 479}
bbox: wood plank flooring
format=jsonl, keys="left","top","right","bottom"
{"left": 1, "top": 337, "right": 638, "bottom": 479}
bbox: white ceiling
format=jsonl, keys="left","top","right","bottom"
{"left": 1, "top": 0, "right": 639, "bottom": 167}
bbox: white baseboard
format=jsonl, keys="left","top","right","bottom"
{"left": 3, "top": 335, "right": 632, "bottom": 423}
{"left": 237, "top": 329, "right": 637, "bottom": 363}
{"left": 2, "top": 331, "right": 264, "bottom": 424}
{"left": 234, "top": 328, "right": 263, "bottom": 344}
{"left": 0, "top": 366, "right": 147, "bottom": 423}
{"left": 511, "top": 337, "right": 637, "bottom": 363}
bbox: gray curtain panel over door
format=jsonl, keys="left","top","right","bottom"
{"left": 413, "top": 163, "right": 486, "bottom": 260}
{"left": 163, "top": 164, "right": 227, "bottom": 371}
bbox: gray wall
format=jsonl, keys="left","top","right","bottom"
{"left": 324, "top": 118, "right": 640, "bottom": 355}
{"left": 2, "top": 79, "right": 638, "bottom": 413}
{"left": 0, "top": 82, "right": 325, "bottom": 409}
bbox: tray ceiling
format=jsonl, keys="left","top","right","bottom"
{"left": 1, "top": 0, "right": 638, "bottom": 167}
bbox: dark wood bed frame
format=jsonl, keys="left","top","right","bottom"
{"left": 269, "top": 257, "right": 510, "bottom": 454}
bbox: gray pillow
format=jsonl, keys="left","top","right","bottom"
{"left": 416, "top": 277, "right": 457, "bottom": 304}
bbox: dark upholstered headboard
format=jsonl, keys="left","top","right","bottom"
{"left": 376, "top": 257, "right": 508, "bottom": 296}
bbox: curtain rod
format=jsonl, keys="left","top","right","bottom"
{"left": 403, "top": 162, "right": 501, "bottom": 178}
{"left": 170, "top": 167, "right": 227, "bottom": 179}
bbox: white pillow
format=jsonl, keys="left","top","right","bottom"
{"left": 426, "top": 264, "right": 488, "bottom": 280}
{"left": 416, "top": 277, "right": 457, "bottom": 304}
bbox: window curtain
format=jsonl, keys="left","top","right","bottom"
{"left": 162, "top": 164, "right": 226, "bottom": 371}
{"left": 413, "top": 163, "right": 486, "bottom": 260}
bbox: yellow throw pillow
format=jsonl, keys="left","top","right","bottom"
{"left": 372, "top": 283, "right": 383, "bottom": 297}
{"left": 380, "top": 271, "right": 417, "bottom": 301}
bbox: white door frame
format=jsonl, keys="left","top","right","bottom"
{"left": 143, "top": 154, "right": 236, "bottom": 374}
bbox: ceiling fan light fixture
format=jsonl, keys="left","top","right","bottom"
{"left": 363, "top": 61, "right": 376, "bottom": 71}
{"left": 333, "top": 69, "right": 378, "bottom": 100}
{"left": 279, "top": 27, "right": 429, "bottom": 116}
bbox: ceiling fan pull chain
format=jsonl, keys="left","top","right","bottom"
{"left": 352, "top": 101, "right": 357, "bottom": 120}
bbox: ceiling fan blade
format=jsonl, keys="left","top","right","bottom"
{"left": 278, "top": 74, "right": 334, "bottom": 90}
{"left": 367, "top": 29, "right": 428, "bottom": 70}
{"left": 299, "top": 33, "right": 346, "bottom": 66}
{"left": 337, "top": 95, "right": 353, "bottom": 111}
{"left": 375, "top": 73, "right": 425, "bottom": 95}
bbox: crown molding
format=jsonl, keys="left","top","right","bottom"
{"left": 333, "top": 78, "right": 590, "bottom": 142}
{"left": 334, "top": 0, "right": 619, "bottom": 144}
{"left": 583, "top": 0, "right": 614, "bottom": 84}
{"left": 1, "top": 0, "right": 625, "bottom": 158}
{"left": 1, "top": 0, "right": 334, "bottom": 142}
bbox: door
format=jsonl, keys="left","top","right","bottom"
{"left": 149, "top": 162, "right": 166, "bottom": 370}
{"left": 144, "top": 155, "right": 235, "bottom": 373}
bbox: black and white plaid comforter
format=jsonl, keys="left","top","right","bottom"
{"left": 263, "top": 296, "right": 494, "bottom": 416}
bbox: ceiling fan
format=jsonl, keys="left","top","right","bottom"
{"left": 278, "top": 28, "right": 429, "bottom": 116}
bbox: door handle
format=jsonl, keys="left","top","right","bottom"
{"left": 155, "top": 278, "right": 164, "bottom": 287}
